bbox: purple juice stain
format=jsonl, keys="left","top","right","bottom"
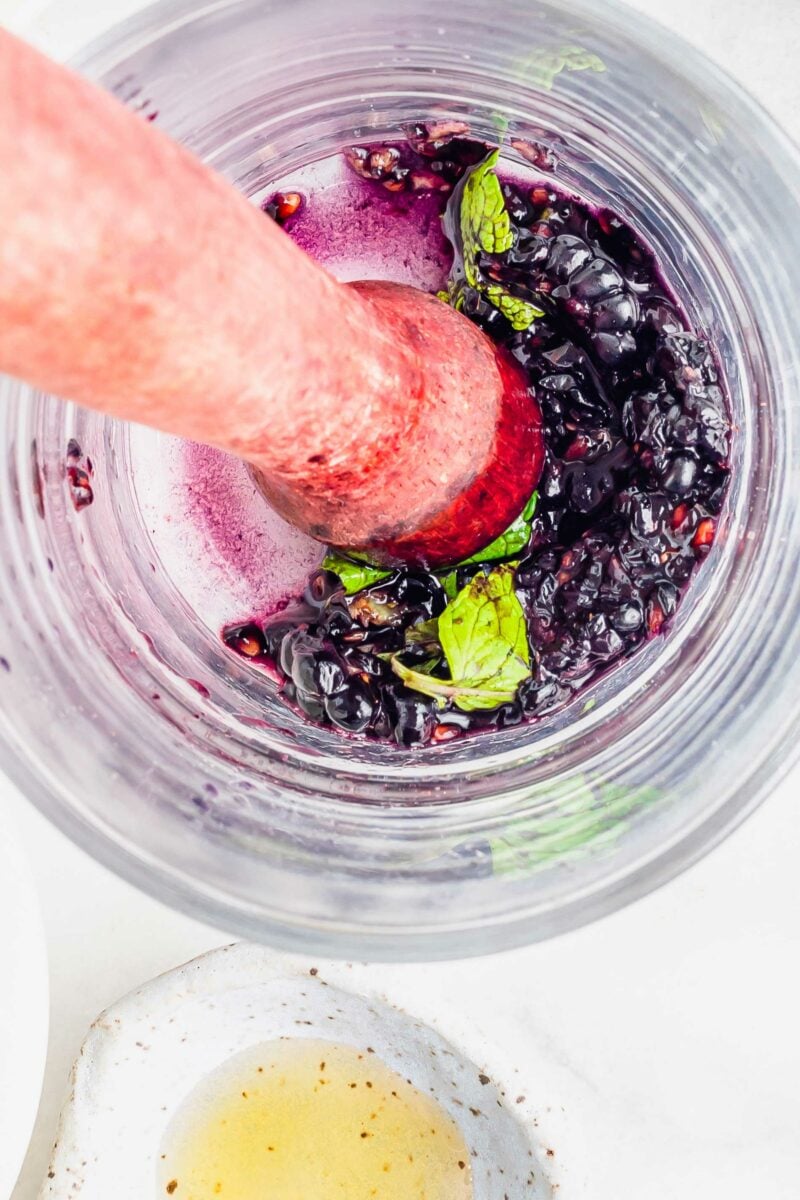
{"left": 284, "top": 165, "right": 453, "bottom": 294}
{"left": 180, "top": 440, "right": 322, "bottom": 617}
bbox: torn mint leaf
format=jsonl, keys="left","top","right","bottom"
{"left": 491, "top": 110, "right": 511, "bottom": 137}
{"left": 322, "top": 551, "right": 391, "bottom": 595}
{"left": 460, "top": 491, "right": 538, "bottom": 565}
{"left": 392, "top": 564, "right": 531, "bottom": 712}
{"left": 518, "top": 44, "right": 606, "bottom": 92}
{"left": 486, "top": 286, "right": 545, "bottom": 332}
{"left": 442, "top": 151, "right": 545, "bottom": 331}
{"left": 461, "top": 149, "right": 515, "bottom": 262}
{"left": 439, "top": 565, "right": 530, "bottom": 703}
{"left": 559, "top": 46, "right": 606, "bottom": 73}
{"left": 438, "top": 569, "right": 460, "bottom": 600}
{"left": 487, "top": 777, "right": 660, "bottom": 877}
{"left": 348, "top": 591, "right": 399, "bottom": 626}
{"left": 410, "top": 656, "right": 443, "bottom": 677}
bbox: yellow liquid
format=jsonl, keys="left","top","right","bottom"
{"left": 158, "top": 1039, "right": 473, "bottom": 1200}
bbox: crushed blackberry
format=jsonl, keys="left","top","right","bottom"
{"left": 227, "top": 125, "right": 731, "bottom": 747}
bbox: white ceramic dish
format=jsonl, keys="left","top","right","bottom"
{"left": 0, "top": 811, "right": 49, "bottom": 1199}
{"left": 41, "top": 943, "right": 579, "bottom": 1198}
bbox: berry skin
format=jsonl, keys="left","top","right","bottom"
{"left": 294, "top": 688, "right": 326, "bottom": 721}
{"left": 324, "top": 681, "right": 375, "bottom": 732}
{"left": 262, "top": 608, "right": 315, "bottom": 661}
{"left": 384, "top": 686, "right": 438, "bottom": 747}
{"left": 659, "top": 454, "right": 698, "bottom": 495}
{"left": 279, "top": 628, "right": 318, "bottom": 679}
{"left": 313, "top": 651, "right": 348, "bottom": 697}
{"left": 290, "top": 644, "right": 321, "bottom": 695}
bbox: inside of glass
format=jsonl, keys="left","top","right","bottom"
{"left": 60, "top": 1, "right": 751, "bottom": 774}
{"left": 1, "top": 0, "right": 797, "bottom": 955}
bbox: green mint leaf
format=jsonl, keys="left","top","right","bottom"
{"left": 438, "top": 569, "right": 460, "bottom": 600}
{"left": 322, "top": 551, "right": 391, "bottom": 595}
{"left": 391, "top": 656, "right": 523, "bottom": 708}
{"left": 520, "top": 48, "right": 563, "bottom": 91}
{"left": 521, "top": 491, "right": 538, "bottom": 522}
{"left": 348, "top": 592, "right": 399, "bottom": 626}
{"left": 518, "top": 44, "right": 606, "bottom": 91}
{"left": 405, "top": 617, "right": 442, "bottom": 653}
{"left": 442, "top": 151, "right": 544, "bottom": 330}
{"left": 559, "top": 46, "right": 606, "bottom": 73}
{"left": 439, "top": 565, "right": 530, "bottom": 704}
{"left": 459, "top": 490, "right": 538, "bottom": 565}
{"left": 487, "top": 777, "right": 660, "bottom": 877}
{"left": 393, "top": 565, "right": 531, "bottom": 712}
{"left": 486, "top": 286, "right": 545, "bottom": 332}
{"left": 491, "top": 110, "right": 511, "bottom": 137}
{"left": 461, "top": 149, "right": 514, "bottom": 259}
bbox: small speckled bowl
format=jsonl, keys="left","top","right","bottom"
{"left": 41, "top": 944, "right": 578, "bottom": 1198}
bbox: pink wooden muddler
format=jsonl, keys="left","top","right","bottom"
{"left": 0, "top": 29, "right": 543, "bottom": 567}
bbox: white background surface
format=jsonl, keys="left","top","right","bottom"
{"left": 0, "top": 817, "right": 47, "bottom": 1200}
{"left": 4, "top": 0, "right": 800, "bottom": 1197}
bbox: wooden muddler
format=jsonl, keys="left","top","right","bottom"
{"left": 0, "top": 29, "right": 542, "bottom": 566}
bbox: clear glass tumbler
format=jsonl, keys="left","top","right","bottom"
{"left": 2, "top": 0, "right": 799, "bottom": 959}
